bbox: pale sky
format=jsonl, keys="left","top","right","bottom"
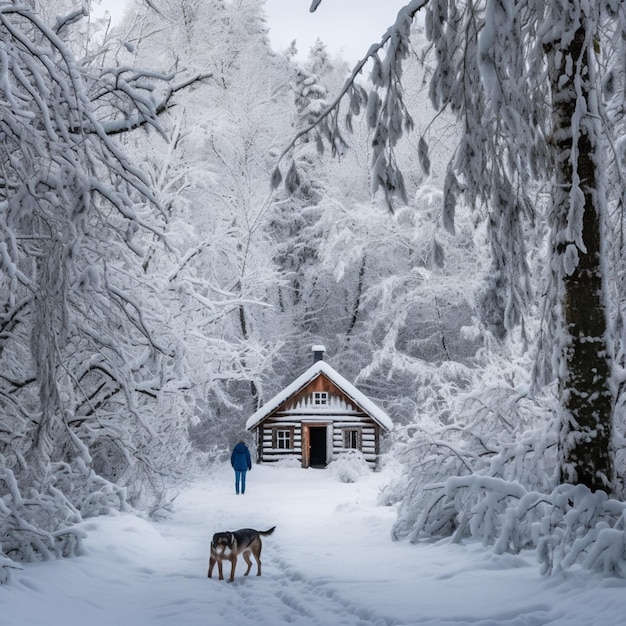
{"left": 96, "top": 0, "right": 409, "bottom": 64}
{"left": 264, "top": 0, "right": 410, "bottom": 62}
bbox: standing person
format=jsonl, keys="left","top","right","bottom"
{"left": 230, "top": 440, "right": 252, "bottom": 495}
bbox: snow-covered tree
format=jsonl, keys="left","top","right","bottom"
{"left": 109, "top": 0, "right": 303, "bottom": 450}
{"left": 294, "top": 0, "right": 623, "bottom": 489}
{"left": 267, "top": 41, "right": 344, "bottom": 365}
{"left": 0, "top": 3, "right": 197, "bottom": 580}
{"left": 269, "top": 0, "right": 626, "bottom": 574}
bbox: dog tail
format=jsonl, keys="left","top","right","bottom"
{"left": 260, "top": 526, "right": 276, "bottom": 536}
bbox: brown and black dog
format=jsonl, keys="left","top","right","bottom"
{"left": 208, "top": 526, "right": 276, "bottom": 582}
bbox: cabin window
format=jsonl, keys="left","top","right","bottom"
{"left": 313, "top": 391, "right": 328, "bottom": 406}
{"left": 272, "top": 428, "right": 294, "bottom": 450}
{"left": 343, "top": 428, "right": 361, "bottom": 449}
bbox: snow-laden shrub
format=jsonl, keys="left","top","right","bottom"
{"left": 50, "top": 461, "right": 127, "bottom": 518}
{"left": 392, "top": 358, "right": 558, "bottom": 525}
{"left": 0, "top": 555, "right": 19, "bottom": 585}
{"left": 0, "top": 460, "right": 133, "bottom": 583}
{"left": 328, "top": 450, "right": 371, "bottom": 483}
{"left": 0, "top": 468, "right": 86, "bottom": 581}
{"left": 391, "top": 369, "right": 626, "bottom": 577}
{"left": 538, "top": 484, "right": 626, "bottom": 576}
{"left": 402, "top": 474, "right": 626, "bottom": 576}
{"left": 394, "top": 418, "right": 559, "bottom": 538}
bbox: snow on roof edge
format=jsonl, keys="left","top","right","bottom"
{"left": 245, "top": 360, "right": 393, "bottom": 431}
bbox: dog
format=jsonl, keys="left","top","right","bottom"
{"left": 208, "top": 526, "right": 276, "bottom": 582}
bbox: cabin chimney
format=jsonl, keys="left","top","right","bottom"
{"left": 312, "top": 345, "right": 326, "bottom": 363}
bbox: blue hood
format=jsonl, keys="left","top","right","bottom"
{"left": 231, "top": 442, "right": 251, "bottom": 470}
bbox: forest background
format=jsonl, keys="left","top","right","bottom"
{"left": 2, "top": 0, "right": 626, "bottom": 583}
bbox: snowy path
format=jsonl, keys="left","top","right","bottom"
{"left": 3, "top": 463, "right": 626, "bottom": 625}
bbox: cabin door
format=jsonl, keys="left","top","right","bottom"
{"left": 302, "top": 424, "right": 328, "bottom": 468}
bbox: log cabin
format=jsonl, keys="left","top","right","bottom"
{"left": 245, "top": 346, "right": 392, "bottom": 468}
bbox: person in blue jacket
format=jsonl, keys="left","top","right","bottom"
{"left": 230, "top": 440, "right": 252, "bottom": 494}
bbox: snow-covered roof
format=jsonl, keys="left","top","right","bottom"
{"left": 246, "top": 360, "right": 393, "bottom": 431}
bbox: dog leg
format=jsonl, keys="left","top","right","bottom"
{"left": 252, "top": 540, "right": 262, "bottom": 576}
{"left": 217, "top": 558, "right": 224, "bottom": 581}
{"left": 228, "top": 555, "right": 237, "bottom": 582}
{"left": 242, "top": 551, "right": 253, "bottom": 576}
{"left": 208, "top": 556, "right": 215, "bottom": 578}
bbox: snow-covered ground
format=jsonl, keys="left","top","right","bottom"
{"left": 2, "top": 462, "right": 626, "bottom": 625}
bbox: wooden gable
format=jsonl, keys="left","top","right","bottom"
{"left": 275, "top": 373, "right": 361, "bottom": 415}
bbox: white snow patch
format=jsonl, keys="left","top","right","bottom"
{"left": 2, "top": 464, "right": 626, "bottom": 625}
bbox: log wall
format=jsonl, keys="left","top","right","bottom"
{"left": 257, "top": 413, "right": 380, "bottom": 467}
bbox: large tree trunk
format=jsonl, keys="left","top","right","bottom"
{"left": 549, "top": 6, "right": 613, "bottom": 492}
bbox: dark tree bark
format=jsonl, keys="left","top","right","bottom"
{"left": 549, "top": 15, "right": 613, "bottom": 492}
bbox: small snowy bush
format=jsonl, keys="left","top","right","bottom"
{"left": 328, "top": 450, "right": 371, "bottom": 483}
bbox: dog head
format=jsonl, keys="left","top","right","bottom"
{"left": 211, "top": 531, "right": 234, "bottom": 553}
